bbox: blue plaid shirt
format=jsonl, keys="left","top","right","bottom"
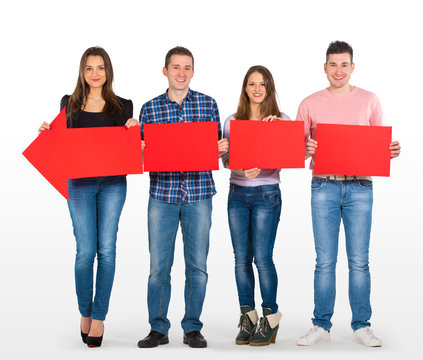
{"left": 140, "top": 89, "right": 222, "bottom": 204}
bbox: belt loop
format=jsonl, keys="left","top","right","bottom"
{"left": 326, "top": 176, "right": 330, "bottom": 181}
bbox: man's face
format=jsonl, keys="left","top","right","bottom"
{"left": 324, "top": 53, "right": 355, "bottom": 90}
{"left": 163, "top": 54, "right": 194, "bottom": 92}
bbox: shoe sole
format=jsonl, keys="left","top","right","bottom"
{"left": 296, "top": 338, "right": 330, "bottom": 346}
{"left": 183, "top": 339, "right": 207, "bottom": 348}
{"left": 235, "top": 340, "right": 249, "bottom": 345}
{"left": 138, "top": 337, "right": 169, "bottom": 348}
{"left": 353, "top": 338, "right": 381, "bottom": 347}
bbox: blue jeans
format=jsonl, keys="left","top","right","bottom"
{"left": 227, "top": 184, "right": 281, "bottom": 314}
{"left": 311, "top": 177, "right": 373, "bottom": 331}
{"left": 68, "top": 176, "right": 126, "bottom": 321}
{"left": 147, "top": 196, "right": 212, "bottom": 334}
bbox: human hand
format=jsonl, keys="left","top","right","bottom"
{"left": 38, "top": 122, "right": 50, "bottom": 134}
{"left": 218, "top": 138, "right": 229, "bottom": 157}
{"left": 390, "top": 140, "right": 401, "bottom": 158}
{"left": 305, "top": 138, "right": 318, "bottom": 157}
{"left": 262, "top": 115, "right": 282, "bottom": 122}
{"left": 125, "top": 118, "right": 141, "bottom": 128}
{"left": 243, "top": 168, "right": 261, "bottom": 179}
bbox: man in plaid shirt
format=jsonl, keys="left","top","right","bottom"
{"left": 137, "top": 47, "right": 229, "bottom": 349}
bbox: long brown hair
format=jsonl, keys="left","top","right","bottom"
{"left": 68, "top": 46, "right": 122, "bottom": 117}
{"left": 234, "top": 65, "right": 280, "bottom": 120}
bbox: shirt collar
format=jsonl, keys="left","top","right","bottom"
{"left": 162, "top": 88, "right": 193, "bottom": 105}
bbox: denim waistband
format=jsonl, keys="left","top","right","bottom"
{"left": 229, "top": 183, "right": 280, "bottom": 194}
{"left": 69, "top": 175, "right": 126, "bottom": 184}
{"left": 313, "top": 175, "right": 372, "bottom": 181}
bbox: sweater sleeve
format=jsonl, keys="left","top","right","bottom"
{"left": 296, "top": 98, "right": 312, "bottom": 140}
{"left": 368, "top": 93, "right": 385, "bottom": 126}
{"left": 60, "top": 95, "right": 71, "bottom": 128}
{"left": 124, "top": 99, "right": 133, "bottom": 120}
{"left": 221, "top": 114, "right": 234, "bottom": 166}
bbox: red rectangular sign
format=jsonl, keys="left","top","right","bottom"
{"left": 229, "top": 120, "right": 305, "bottom": 169}
{"left": 143, "top": 122, "right": 219, "bottom": 171}
{"left": 314, "top": 123, "right": 392, "bottom": 176}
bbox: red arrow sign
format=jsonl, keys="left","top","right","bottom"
{"left": 23, "top": 108, "right": 143, "bottom": 200}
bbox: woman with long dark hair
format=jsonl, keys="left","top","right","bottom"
{"left": 222, "top": 65, "right": 289, "bottom": 346}
{"left": 38, "top": 46, "right": 139, "bottom": 347}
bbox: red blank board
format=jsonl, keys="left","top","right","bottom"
{"left": 143, "top": 122, "right": 219, "bottom": 171}
{"left": 229, "top": 120, "right": 305, "bottom": 169}
{"left": 314, "top": 123, "right": 392, "bottom": 176}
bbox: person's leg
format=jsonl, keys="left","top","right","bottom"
{"left": 343, "top": 180, "right": 373, "bottom": 331}
{"left": 311, "top": 178, "right": 342, "bottom": 331}
{"left": 227, "top": 185, "right": 255, "bottom": 310}
{"left": 147, "top": 197, "right": 180, "bottom": 335}
{"left": 248, "top": 185, "right": 282, "bottom": 346}
{"left": 180, "top": 198, "right": 212, "bottom": 333}
{"left": 251, "top": 185, "right": 281, "bottom": 314}
{"left": 68, "top": 178, "right": 98, "bottom": 320}
{"left": 92, "top": 176, "right": 127, "bottom": 322}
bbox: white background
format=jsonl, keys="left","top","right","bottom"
{"left": 1, "top": 0, "right": 421, "bottom": 359}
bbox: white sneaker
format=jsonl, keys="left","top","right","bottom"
{"left": 353, "top": 327, "right": 382, "bottom": 347}
{"left": 296, "top": 326, "right": 330, "bottom": 346}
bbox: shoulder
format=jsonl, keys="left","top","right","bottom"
{"left": 223, "top": 114, "right": 235, "bottom": 128}
{"left": 301, "top": 89, "right": 327, "bottom": 104}
{"left": 60, "top": 94, "right": 70, "bottom": 110}
{"left": 190, "top": 89, "right": 217, "bottom": 104}
{"left": 142, "top": 92, "right": 167, "bottom": 108}
{"left": 117, "top": 96, "right": 132, "bottom": 105}
{"left": 280, "top": 112, "right": 291, "bottom": 120}
{"left": 297, "top": 89, "right": 327, "bottom": 113}
{"left": 117, "top": 96, "right": 133, "bottom": 109}
{"left": 353, "top": 87, "right": 379, "bottom": 102}
{"left": 225, "top": 113, "right": 236, "bottom": 122}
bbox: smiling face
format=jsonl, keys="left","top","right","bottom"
{"left": 245, "top": 71, "right": 267, "bottom": 105}
{"left": 83, "top": 55, "right": 106, "bottom": 89}
{"left": 324, "top": 53, "right": 355, "bottom": 91}
{"left": 163, "top": 54, "right": 194, "bottom": 92}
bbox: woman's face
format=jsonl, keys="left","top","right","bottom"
{"left": 84, "top": 55, "right": 106, "bottom": 89}
{"left": 245, "top": 71, "right": 266, "bottom": 105}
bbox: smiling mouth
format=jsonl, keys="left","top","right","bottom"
{"left": 176, "top": 78, "right": 185, "bottom": 83}
{"left": 253, "top": 93, "right": 263, "bottom": 97}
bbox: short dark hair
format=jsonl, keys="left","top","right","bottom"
{"left": 326, "top": 41, "right": 353, "bottom": 63}
{"left": 165, "top": 46, "right": 194, "bottom": 69}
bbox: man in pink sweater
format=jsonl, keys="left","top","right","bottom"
{"left": 296, "top": 41, "right": 401, "bottom": 347}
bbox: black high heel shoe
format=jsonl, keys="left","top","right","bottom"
{"left": 81, "top": 330, "right": 88, "bottom": 344}
{"left": 86, "top": 328, "right": 104, "bottom": 348}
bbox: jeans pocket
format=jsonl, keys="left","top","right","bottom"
{"left": 311, "top": 177, "right": 326, "bottom": 190}
{"left": 261, "top": 191, "right": 281, "bottom": 206}
{"left": 357, "top": 180, "right": 373, "bottom": 189}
